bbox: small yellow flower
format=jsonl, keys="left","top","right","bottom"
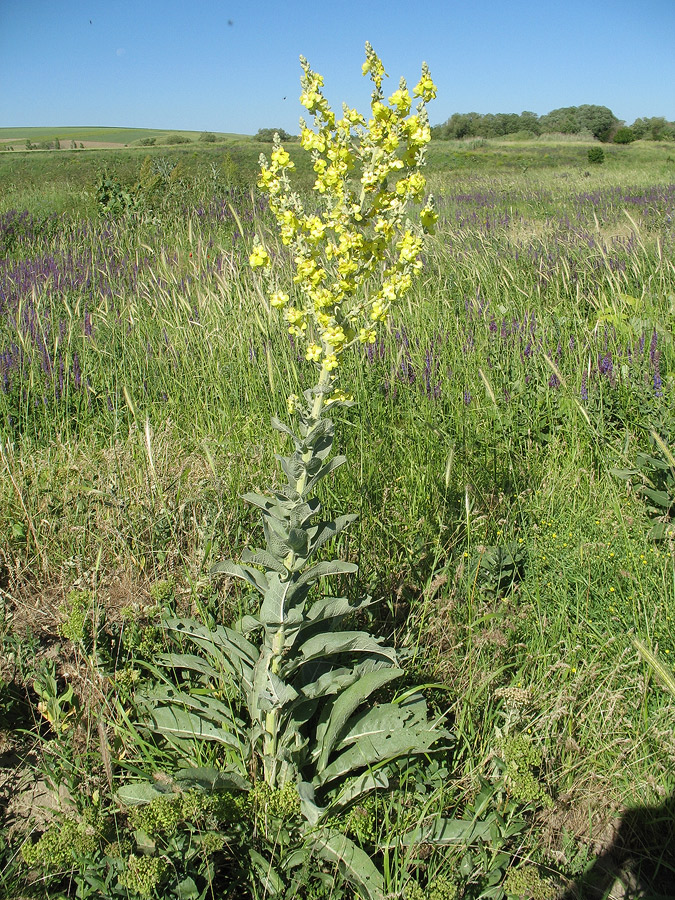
{"left": 359, "top": 327, "right": 376, "bottom": 344}
{"left": 322, "top": 353, "right": 339, "bottom": 372}
{"left": 249, "top": 244, "right": 270, "bottom": 267}
{"left": 270, "top": 291, "right": 289, "bottom": 309}
{"left": 305, "top": 343, "right": 322, "bottom": 362}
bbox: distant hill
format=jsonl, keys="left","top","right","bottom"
{"left": 0, "top": 126, "right": 248, "bottom": 148}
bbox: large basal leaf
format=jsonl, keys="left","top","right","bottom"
{"left": 328, "top": 769, "right": 389, "bottom": 809}
{"left": 249, "top": 849, "right": 285, "bottom": 896}
{"left": 164, "top": 618, "right": 257, "bottom": 691}
{"left": 173, "top": 766, "right": 250, "bottom": 792}
{"left": 143, "top": 705, "right": 245, "bottom": 750}
{"left": 116, "top": 781, "right": 177, "bottom": 806}
{"left": 138, "top": 685, "right": 241, "bottom": 732}
{"left": 385, "top": 816, "right": 495, "bottom": 848}
{"left": 295, "top": 659, "right": 394, "bottom": 701}
{"left": 316, "top": 704, "right": 442, "bottom": 787}
{"left": 312, "top": 830, "right": 385, "bottom": 900}
{"left": 317, "top": 668, "right": 405, "bottom": 771}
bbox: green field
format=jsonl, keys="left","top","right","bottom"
{"left": 1, "top": 136, "right": 674, "bottom": 899}
{"left": 0, "top": 125, "right": 247, "bottom": 145}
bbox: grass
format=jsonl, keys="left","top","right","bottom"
{"left": 0, "top": 138, "right": 674, "bottom": 898}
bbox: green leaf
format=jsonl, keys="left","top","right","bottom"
{"left": 305, "top": 455, "right": 347, "bottom": 493}
{"left": 639, "top": 487, "right": 672, "bottom": 509}
{"left": 388, "top": 816, "right": 495, "bottom": 848}
{"left": 211, "top": 559, "right": 269, "bottom": 595}
{"left": 317, "top": 710, "right": 441, "bottom": 786}
{"left": 294, "top": 631, "right": 398, "bottom": 671}
{"left": 271, "top": 416, "right": 300, "bottom": 446}
{"left": 241, "top": 547, "right": 286, "bottom": 573}
{"left": 173, "top": 767, "right": 250, "bottom": 792}
{"left": 294, "top": 560, "right": 358, "bottom": 592}
{"left": 259, "top": 573, "right": 292, "bottom": 627}
{"left": 329, "top": 770, "right": 389, "bottom": 809}
{"left": 249, "top": 849, "right": 285, "bottom": 895}
{"left": 308, "top": 514, "right": 358, "bottom": 555}
{"left": 649, "top": 521, "right": 675, "bottom": 540}
{"left": 116, "top": 781, "right": 175, "bottom": 806}
{"left": 175, "top": 876, "right": 200, "bottom": 899}
{"left": 317, "top": 668, "right": 405, "bottom": 771}
{"left": 138, "top": 686, "right": 241, "bottom": 733}
{"left": 313, "top": 830, "right": 385, "bottom": 900}
{"left": 143, "top": 705, "right": 245, "bottom": 749}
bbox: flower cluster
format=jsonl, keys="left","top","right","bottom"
{"left": 250, "top": 43, "right": 437, "bottom": 386}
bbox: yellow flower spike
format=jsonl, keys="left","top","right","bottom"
{"left": 413, "top": 64, "right": 437, "bottom": 102}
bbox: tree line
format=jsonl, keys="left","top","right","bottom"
{"left": 431, "top": 106, "right": 675, "bottom": 143}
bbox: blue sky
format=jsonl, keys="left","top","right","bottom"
{"left": 1, "top": 0, "right": 674, "bottom": 134}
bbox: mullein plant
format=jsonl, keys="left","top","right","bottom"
{"left": 126, "top": 46, "right": 475, "bottom": 899}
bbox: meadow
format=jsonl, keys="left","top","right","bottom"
{"left": 0, "top": 135, "right": 674, "bottom": 899}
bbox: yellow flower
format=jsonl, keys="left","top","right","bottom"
{"left": 413, "top": 72, "right": 437, "bottom": 102}
{"left": 326, "top": 389, "right": 353, "bottom": 405}
{"left": 388, "top": 88, "right": 411, "bottom": 116}
{"left": 322, "top": 353, "right": 339, "bottom": 372}
{"left": 359, "top": 327, "right": 376, "bottom": 344}
{"left": 271, "top": 147, "right": 293, "bottom": 169}
{"left": 306, "top": 343, "right": 322, "bottom": 362}
{"left": 270, "top": 291, "right": 289, "bottom": 309}
{"left": 249, "top": 244, "right": 270, "bottom": 267}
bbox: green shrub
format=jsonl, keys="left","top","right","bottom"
{"left": 587, "top": 146, "right": 604, "bottom": 164}
{"left": 199, "top": 131, "right": 217, "bottom": 142}
{"left": 165, "top": 134, "right": 191, "bottom": 145}
{"left": 614, "top": 126, "right": 636, "bottom": 144}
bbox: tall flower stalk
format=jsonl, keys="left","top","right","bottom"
{"left": 131, "top": 46, "right": 456, "bottom": 900}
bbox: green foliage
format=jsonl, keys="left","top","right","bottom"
{"left": 614, "top": 126, "right": 636, "bottom": 144}
{"left": 254, "top": 127, "right": 297, "bottom": 142}
{"left": 199, "top": 131, "right": 217, "bottom": 142}
{"left": 496, "top": 733, "right": 552, "bottom": 808}
{"left": 612, "top": 431, "right": 675, "bottom": 539}
{"left": 58, "top": 588, "right": 92, "bottom": 643}
{"left": 138, "top": 136, "right": 157, "bottom": 146}
{"left": 587, "top": 146, "right": 604, "bottom": 164}
{"left": 165, "top": 133, "right": 191, "bottom": 144}
{"left": 21, "top": 818, "right": 98, "bottom": 872}
{"left": 503, "top": 864, "right": 555, "bottom": 899}
{"left": 94, "top": 169, "right": 142, "bottom": 215}
{"left": 468, "top": 542, "right": 525, "bottom": 599}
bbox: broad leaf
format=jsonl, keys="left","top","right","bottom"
{"left": 211, "top": 560, "right": 269, "bottom": 596}
{"left": 387, "top": 816, "right": 495, "bottom": 848}
{"left": 317, "top": 668, "right": 405, "bottom": 771}
{"left": 143, "top": 705, "right": 245, "bottom": 749}
{"left": 294, "top": 560, "right": 358, "bottom": 591}
{"left": 313, "top": 830, "right": 385, "bottom": 900}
